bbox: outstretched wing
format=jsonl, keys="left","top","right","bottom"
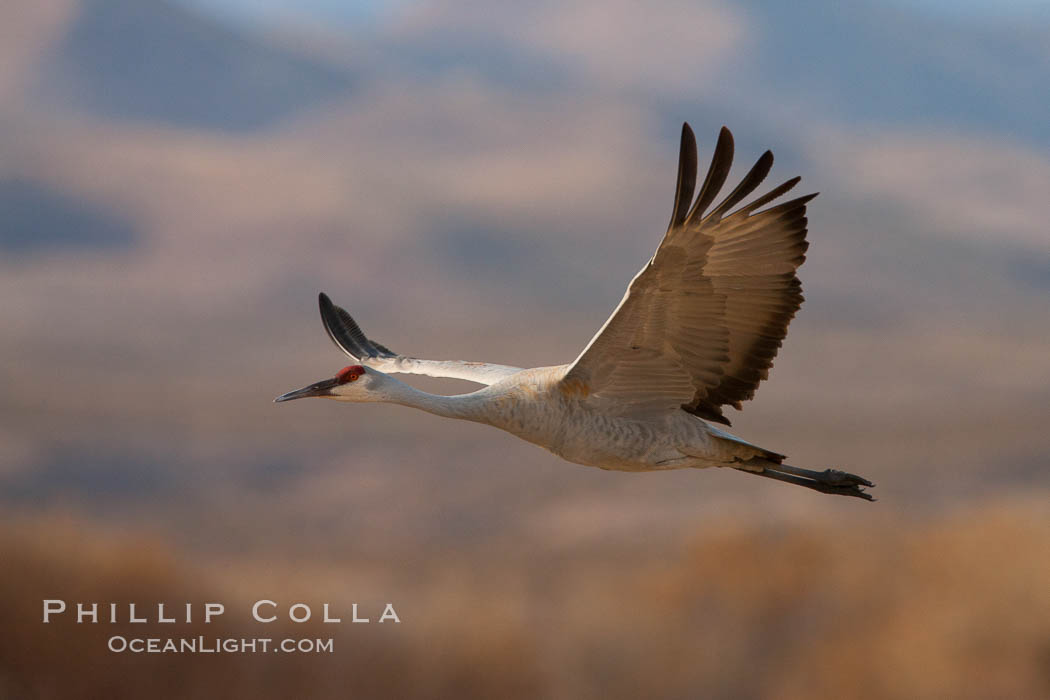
{"left": 318, "top": 293, "right": 522, "bottom": 386}
{"left": 559, "top": 124, "right": 812, "bottom": 425}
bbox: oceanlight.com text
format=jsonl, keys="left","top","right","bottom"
{"left": 107, "top": 636, "right": 334, "bottom": 654}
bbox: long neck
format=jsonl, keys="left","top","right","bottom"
{"left": 376, "top": 375, "right": 491, "bottom": 423}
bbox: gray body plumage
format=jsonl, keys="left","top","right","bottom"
{"left": 460, "top": 366, "right": 771, "bottom": 472}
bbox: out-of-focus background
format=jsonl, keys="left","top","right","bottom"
{"left": 1, "top": 0, "right": 1048, "bottom": 697}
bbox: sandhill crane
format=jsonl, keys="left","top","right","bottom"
{"left": 276, "top": 124, "right": 874, "bottom": 500}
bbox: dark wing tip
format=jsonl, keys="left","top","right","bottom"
{"left": 739, "top": 176, "right": 805, "bottom": 216}
{"left": 669, "top": 123, "right": 699, "bottom": 231}
{"left": 681, "top": 123, "right": 697, "bottom": 158}
{"left": 319, "top": 292, "right": 359, "bottom": 359}
{"left": 793, "top": 192, "right": 820, "bottom": 208}
{"left": 686, "top": 127, "right": 736, "bottom": 225}
{"left": 718, "top": 125, "right": 734, "bottom": 149}
{"left": 318, "top": 291, "right": 334, "bottom": 319}
{"left": 709, "top": 149, "right": 776, "bottom": 220}
{"left": 317, "top": 292, "right": 397, "bottom": 360}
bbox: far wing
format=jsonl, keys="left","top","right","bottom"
{"left": 318, "top": 293, "right": 522, "bottom": 386}
{"left": 560, "top": 125, "right": 812, "bottom": 424}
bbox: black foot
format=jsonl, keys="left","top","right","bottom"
{"left": 740, "top": 462, "right": 876, "bottom": 501}
{"left": 814, "top": 468, "right": 874, "bottom": 489}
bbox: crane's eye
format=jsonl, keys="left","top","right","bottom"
{"left": 336, "top": 365, "right": 365, "bottom": 384}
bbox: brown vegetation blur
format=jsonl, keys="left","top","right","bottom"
{"left": 3, "top": 502, "right": 1048, "bottom": 699}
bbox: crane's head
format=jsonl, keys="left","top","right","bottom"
{"left": 274, "top": 365, "right": 383, "bottom": 403}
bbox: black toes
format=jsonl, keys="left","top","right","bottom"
{"left": 822, "top": 469, "right": 875, "bottom": 488}
{"left": 818, "top": 481, "right": 875, "bottom": 501}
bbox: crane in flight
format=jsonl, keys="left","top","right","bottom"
{"left": 276, "top": 124, "right": 874, "bottom": 500}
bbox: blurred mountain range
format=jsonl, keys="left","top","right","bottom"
{"left": 37, "top": 0, "right": 352, "bottom": 131}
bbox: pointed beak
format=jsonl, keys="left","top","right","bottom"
{"left": 274, "top": 377, "right": 340, "bottom": 403}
